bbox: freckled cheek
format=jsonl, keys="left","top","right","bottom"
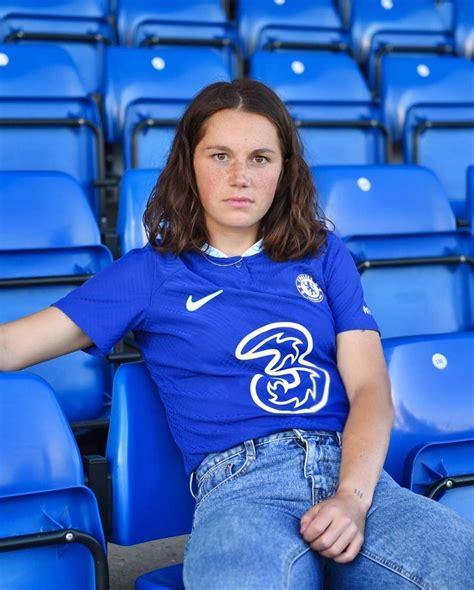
{"left": 195, "top": 166, "right": 226, "bottom": 202}
{"left": 257, "top": 172, "right": 280, "bottom": 206}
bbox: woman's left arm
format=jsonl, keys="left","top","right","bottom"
{"left": 300, "top": 329, "right": 394, "bottom": 563}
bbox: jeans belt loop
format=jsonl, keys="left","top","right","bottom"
{"left": 244, "top": 439, "right": 256, "bottom": 460}
{"left": 336, "top": 431, "right": 343, "bottom": 447}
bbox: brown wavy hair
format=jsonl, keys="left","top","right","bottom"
{"left": 143, "top": 79, "right": 328, "bottom": 261}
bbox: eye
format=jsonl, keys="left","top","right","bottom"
{"left": 212, "top": 153, "right": 228, "bottom": 161}
{"left": 253, "top": 155, "right": 269, "bottom": 164}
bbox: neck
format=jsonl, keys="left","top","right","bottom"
{"left": 206, "top": 228, "right": 259, "bottom": 257}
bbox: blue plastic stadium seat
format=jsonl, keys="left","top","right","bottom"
{"left": 455, "top": 0, "right": 474, "bottom": 58}
{"left": 237, "top": 0, "right": 344, "bottom": 59}
{"left": 136, "top": 565, "right": 184, "bottom": 590}
{"left": 350, "top": 0, "right": 454, "bottom": 91}
{"left": 313, "top": 164, "right": 473, "bottom": 339}
{"left": 106, "top": 361, "right": 194, "bottom": 589}
{"left": 0, "top": 44, "right": 105, "bottom": 216}
{"left": 115, "top": 0, "right": 237, "bottom": 75}
{"left": 251, "top": 50, "right": 388, "bottom": 167}
{"left": 0, "top": 171, "right": 113, "bottom": 421}
{"left": 117, "top": 168, "right": 159, "bottom": 254}
{"left": 381, "top": 54, "right": 474, "bottom": 221}
{"left": 0, "top": 0, "right": 114, "bottom": 93}
{"left": 383, "top": 332, "right": 474, "bottom": 522}
{"left": 0, "top": 372, "right": 108, "bottom": 589}
{"left": 104, "top": 46, "right": 232, "bottom": 169}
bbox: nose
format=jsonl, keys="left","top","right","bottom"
{"left": 229, "top": 159, "right": 250, "bottom": 187}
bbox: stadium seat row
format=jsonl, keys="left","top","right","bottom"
{"left": 1, "top": 43, "right": 473, "bottom": 222}
{"left": 0, "top": 1, "right": 473, "bottom": 92}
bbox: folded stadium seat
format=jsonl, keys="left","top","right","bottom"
{"left": 117, "top": 168, "right": 159, "bottom": 254}
{"left": 380, "top": 54, "right": 474, "bottom": 223}
{"left": 104, "top": 46, "right": 232, "bottom": 169}
{"left": 0, "top": 171, "right": 113, "bottom": 422}
{"left": 350, "top": 0, "right": 455, "bottom": 94}
{"left": 251, "top": 50, "right": 389, "bottom": 167}
{"left": 0, "top": 372, "right": 108, "bottom": 589}
{"left": 115, "top": 0, "right": 238, "bottom": 76}
{"left": 454, "top": 0, "right": 474, "bottom": 58}
{"left": 0, "top": 0, "right": 114, "bottom": 94}
{"left": 237, "top": 0, "right": 346, "bottom": 60}
{"left": 383, "top": 332, "right": 474, "bottom": 523}
{"left": 313, "top": 164, "right": 473, "bottom": 339}
{"left": 0, "top": 44, "right": 106, "bottom": 218}
{"left": 106, "top": 361, "right": 194, "bottom": 590}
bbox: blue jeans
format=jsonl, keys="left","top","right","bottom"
{"left": 183, "top": 429, "right": 474, "bottom": 589}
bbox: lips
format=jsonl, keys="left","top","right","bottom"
{"left": 224, "top": 197, "right": 254, "bottom": 208}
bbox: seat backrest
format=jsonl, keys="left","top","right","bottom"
{"left": 315, "top": 165, "right": 472, "bottom": 339}
{"left": 0, "top": 171, "right": 100, "bottom": 250}
{"left": 116, "top": 0, "right": 230, "bottom": 45}
{"left": 117, "top": 168, "right": 158, "bottom": 254}
{"left": 351, "top": 0, "right": 450, "bottom": 61}
{"left": 106, "top": 361, "right": 194, "bottom": 546}
{"left": 237, "top": 0, "right": 342, "bottom": 57}
{"left": 313, "top": 164, "right": 456, "bottom": 237}
{"left": 383, "top": 332, "right": 474, "bottom": 487}
{"left": 0, "top": 0, "right": 108, "bottom": 20}
{"left": 251, "top": 49, "right": 371, "bottom": 105}
{"left": 0, "top": 43, "right": 88, "bottom": 99}
{"left": 104, "top": 46, "right": 232, "bottom": 142}
{"left": 0, "top": 372, "right": 84, "bottom": 494}
{"left": 381, "top": 54, "right": 474, "bottom": 141}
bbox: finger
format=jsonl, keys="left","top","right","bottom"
{"left": 301, "top": 508, "right": 335, "bottom": 544}
{"left": 318, "top": 523, "right": 358, "bottom": 559}
{"left": 309, "top": 515, "right": 353, "bottom": 552}
{"left": 331, "top": 533, "right": 364, "bottom": 564}
{"left": 300, "top": 503, "right": 321, "bottom": 533}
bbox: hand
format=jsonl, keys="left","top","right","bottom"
{"left": 299, "top": 490, "right": 368, "bottom": 563}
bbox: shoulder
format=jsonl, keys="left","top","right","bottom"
{"left": 119, "top": 242, "right": 180, "bottom": 270}
{"left": 320, "top": 231, "right": 345, "bottom": 255}
{"left": 97, "top": 243, "right": 182, "bottom": 291}
{"left": 312, "top": 231, "right": 348, "bottom": 267}
{"left": 314, "top": 231, "right": 359, "bottom": 284}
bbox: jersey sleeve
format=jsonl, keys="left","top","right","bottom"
{"left": 52, "top": 245, "right": 156, "bottom": 356}
{"left": 322, "top": 233, "right": 380, "bottom": 335}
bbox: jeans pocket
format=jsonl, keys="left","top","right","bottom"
{"left": 196, "top": 449, "right": 249, "bottom": 504}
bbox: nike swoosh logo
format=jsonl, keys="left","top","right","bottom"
{"left": 186, "top": 289, "right": 223, "bottom": 312}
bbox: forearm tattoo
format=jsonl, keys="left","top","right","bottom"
{"left": 353, "top": 488, "right": 364, "bottom": 500}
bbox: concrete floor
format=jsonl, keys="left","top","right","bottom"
{"left": 108, "top": 536, "right": 188, "bottom": 590}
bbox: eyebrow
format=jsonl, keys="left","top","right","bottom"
{"left": 203, "top": 145, "right": 277, "bottom": 154}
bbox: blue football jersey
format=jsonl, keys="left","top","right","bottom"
{"left": 54, "top": 232, "right": 379, "bottom": 474}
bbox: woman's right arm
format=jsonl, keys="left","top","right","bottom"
{"left": 0, "top": 307, "right": 93, "bottom": 372}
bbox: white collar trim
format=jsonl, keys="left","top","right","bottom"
{"left": 201, "top": 239, "right": 263, "bottom": 258}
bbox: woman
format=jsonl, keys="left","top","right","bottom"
{"left": 1, "top": 80, "right": 472, "bottom": 589}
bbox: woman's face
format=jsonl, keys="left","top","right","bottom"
{"left": 193, "top": 109, "right": 283, "bottom": 244}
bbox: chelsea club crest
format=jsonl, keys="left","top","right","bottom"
{"left": 296, "top": 274, "right": 324, "bottom": 303}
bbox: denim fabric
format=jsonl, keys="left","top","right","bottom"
{"left": 183, "top": 429, "right": 474, "bottom": 589}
